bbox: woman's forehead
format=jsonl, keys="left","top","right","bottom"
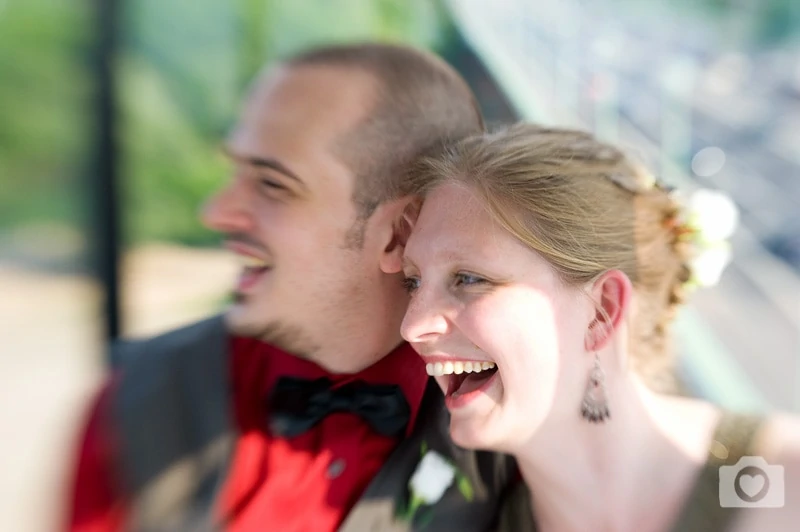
{"left": 407, "top": 185, "right": 526, "bottom": 265}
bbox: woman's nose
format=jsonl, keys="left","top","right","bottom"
{"left": 400, "top": 288, "right": 450, "bottom": 344}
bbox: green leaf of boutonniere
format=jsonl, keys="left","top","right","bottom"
{"left": 417, "top": 508, "right": 435, "bottom": 528}
{"left": 456, "top": 473, "right": 474, "bottom": 502}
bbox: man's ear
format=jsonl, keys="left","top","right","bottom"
{"left": 585, "top": 270, "right": 632, "bottom": 351}
{"left": 378, "top": 196, "right": 422, "bottom": 274}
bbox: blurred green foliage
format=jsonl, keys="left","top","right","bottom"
{"left": 122, "top": 0, "right": 451, "bottom": 245}
{"left": 0, "top": 0, "right": 93, "bottom": 232}
{"left": 3, "top": 0, "right": 796, "bottom": 248}
{"left": 0, "top": 0, "right": 452, "bottom": 248}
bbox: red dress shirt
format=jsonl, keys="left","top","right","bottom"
{"left": 67, "top": 337, "right": 427, "bottom": 532}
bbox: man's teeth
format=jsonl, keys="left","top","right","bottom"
{"left": 425, "top": 361, "right": 496, "bottom": 377}
{"left": 238, "top": 255, "right": 270, "bottom": 268}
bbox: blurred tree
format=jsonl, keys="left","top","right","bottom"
{"left": 0, "top": 0, "right": 454, "bottom": 247}
{"left": 0, "top": 0, "right": 92, "bottom": 232}
{"left": 754, "top": 0, "right": 800, "bottom": 46}
{"left": 120, "top": 0, "right": 451, "bottom": 246}
{"left": 237, "top": 0, "right": 273, "bottom": 89}
{"left": 119, "top": 0, "right": 239, "bottom": 245}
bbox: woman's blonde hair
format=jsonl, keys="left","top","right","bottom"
{"left": 408, "top": 123, "right": 693, "bottom": 392}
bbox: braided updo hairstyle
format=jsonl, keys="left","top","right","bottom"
{"left": 408, "top": 123, "right": 695, "bottom": 392}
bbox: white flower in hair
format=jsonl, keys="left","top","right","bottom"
{"left": 677, "top": 188, "right": 739, "bottom": 288}
{"left": 408, "top": 450, "right": 456, "bottom": 504}
{"left": 686, "top": 188, "right": 739, "bottom": 243}
{"left": 689, "top": 242, "right": 733, "bottom": 287}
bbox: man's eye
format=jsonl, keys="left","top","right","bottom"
{"left": 453, "top": 273, "right": 486, "bottom": 287}
{"left": 260, "top": 178, "right": 285, "bottom": 191}
{"left": 401, "top": 276, "right": 420, "bottom": 293}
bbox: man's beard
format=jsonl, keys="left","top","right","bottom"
{"left": 256, "top": 322, "right": 319, "bottom": 360}
{"left": 226, "top": 293, "right": 319, "bottom": 360}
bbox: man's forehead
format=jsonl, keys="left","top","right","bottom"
{"left": 227, "top": 65, "right": 376, "bottom": 163}
{"left": 250, "top": 64, "right": 378, "bottom": 125}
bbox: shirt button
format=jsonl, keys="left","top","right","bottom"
{"left": 327, "top": 458, "right": 346, "bottom": 479}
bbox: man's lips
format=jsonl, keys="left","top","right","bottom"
{"left": 225, "top": 241, "right": 273, "bottom": 294}
{"left": 236, "top": 265, "right": 271, "bottom": 293}
{"left": 225, "top": 241, "right": 271, "bottom": 266}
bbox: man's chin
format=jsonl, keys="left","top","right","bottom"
{"left": 222, "top": 298, "right": 263, "bottom": 337}
{"left": 222, "top": 303, "right": 316, "bottom": 358}
{"left": 232, "top": 291, "right": 247, "bottom": 305}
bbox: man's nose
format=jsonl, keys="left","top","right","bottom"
{"left": 200, "top": 181, "right": 254, "bottom": 233}
{"left": 400, "top": 288, "right": 450, "bottom": 344}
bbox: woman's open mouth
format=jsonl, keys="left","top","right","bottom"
{"left": 425, "top": 360, "right": 499, "bottom": 408}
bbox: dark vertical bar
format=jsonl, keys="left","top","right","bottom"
{"left": 94, "top": 0, "right": 121, "bottom": 347}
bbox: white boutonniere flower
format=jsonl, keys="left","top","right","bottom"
{"left": 399, "top": 443, "right": 474, "bottom": 525}
{"left": 409, "top": 450, "right": 456, "bottom": 505}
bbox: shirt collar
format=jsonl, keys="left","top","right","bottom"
{"left": 231, "top": 337, "right": 428, "bottom": 436}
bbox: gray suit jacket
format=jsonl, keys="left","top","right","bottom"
{"left": 109, "top": 315, "right": 517, "bottom": 531}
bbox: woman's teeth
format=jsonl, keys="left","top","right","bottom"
{"left": 425, "top": 361, "right": 496, "bottom": 377}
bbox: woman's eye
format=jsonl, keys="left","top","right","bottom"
{"left": 453, "top": 273, "right": 486, "bottom": 287}
{"left": 401, "top": 276, "right": 420, "bottom": 293}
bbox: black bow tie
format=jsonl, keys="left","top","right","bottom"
{"left": 267, "top": 376, "right": 410, "bottom": 438}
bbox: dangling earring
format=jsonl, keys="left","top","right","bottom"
{"left": 581, "top": 353, "right": 611, "bottom": 423}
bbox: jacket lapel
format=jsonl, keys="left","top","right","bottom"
{"left": 339, "top": 379, "right": 516, "bottom": 532}
{"left": 114, "top": 315, "right": 235, "bottom": 531}
{"left": 337, "top": 382, "right": 435, "bottom": 532}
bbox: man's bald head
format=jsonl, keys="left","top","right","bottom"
{"left": 286, "top": 43, "right": 485, "bottom": 226}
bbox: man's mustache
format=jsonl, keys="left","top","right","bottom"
{"left": 224, "top": 233, "right": 270, "bottom": 255}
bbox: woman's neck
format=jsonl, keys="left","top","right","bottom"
{"left": 512, "top": 378, "right": 720, "bottom": 532}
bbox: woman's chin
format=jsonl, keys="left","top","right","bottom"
{"left": 449, "top": 408, "right": 546, "bottom": 454}
{"left": 448, "top": 412, "right": 506, "bottom": 451}
{"left": 449, "top": 422, "right": 488, "bottom": 450}
{"left": 445, "top": 384, "right": 505, "bottom": 450}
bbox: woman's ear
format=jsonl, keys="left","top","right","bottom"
{"left": 585, "top": 270, "right": 632, "bottom": 351}
{"left": 379, "top": 196, "right": 423, "bottom": 274}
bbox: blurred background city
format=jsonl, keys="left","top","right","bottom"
{"left": 0, "top": 0, "right": 798, "bottom": 530}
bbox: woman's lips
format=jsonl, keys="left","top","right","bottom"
{"left": 445, "top": 369, "right": 499, "bottom": 409}
{"left": 418, "top": 356, "right": 500, "bottom": 409}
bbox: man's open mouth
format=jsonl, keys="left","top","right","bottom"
{"left": 425, "top": 360, "right": 499, "bottom": 399}
{"left": 236, "top": 255, "right": 273, "bottom": 292}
